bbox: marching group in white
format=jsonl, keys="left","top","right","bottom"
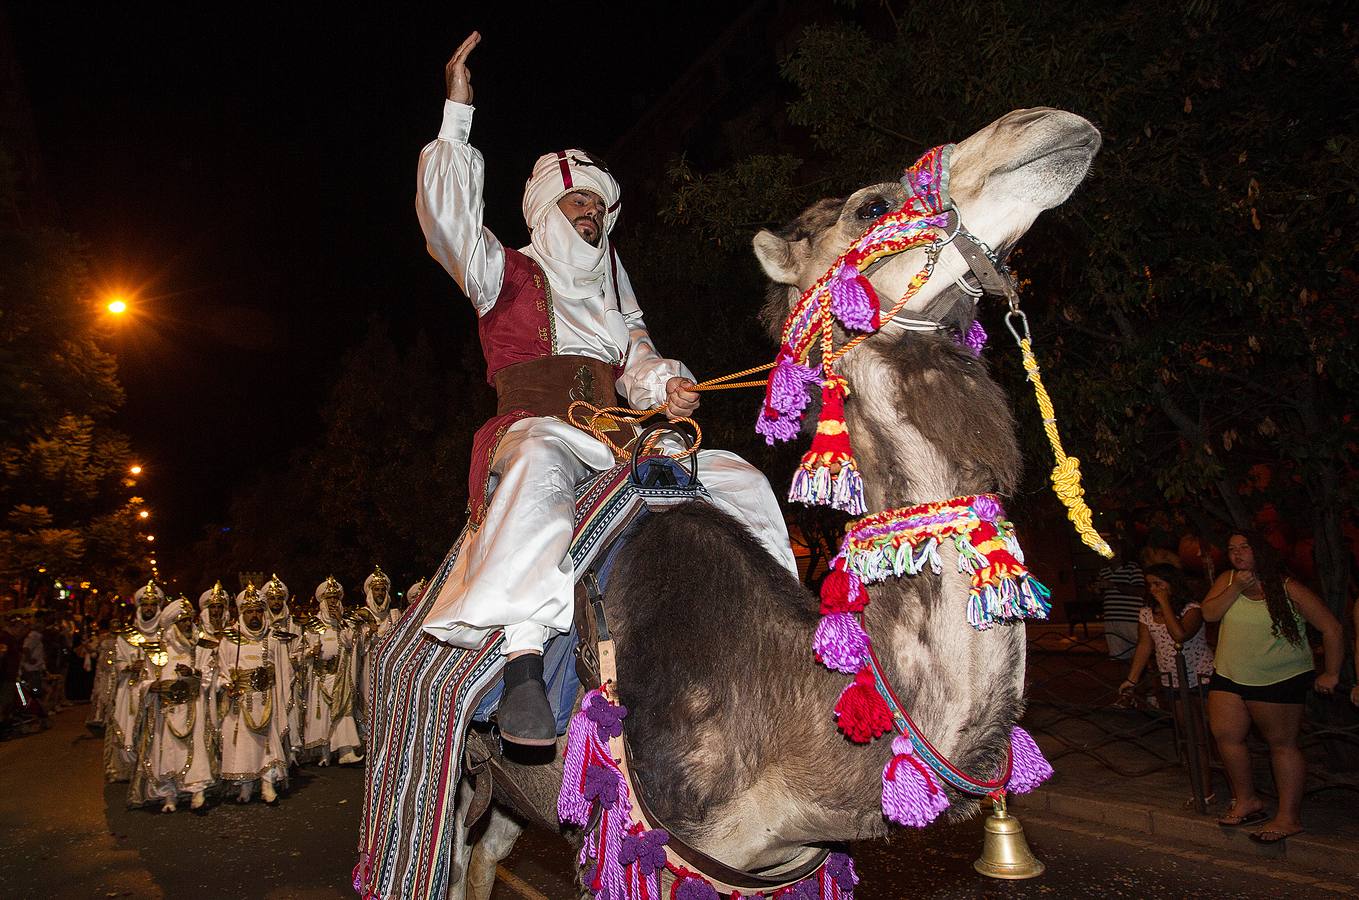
{"left": 90, "top": 567, "right": 421, "bottom": 812}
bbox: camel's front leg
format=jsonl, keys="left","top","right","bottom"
{"left": 465, "top": 806, "right": 524, "bottom": 900}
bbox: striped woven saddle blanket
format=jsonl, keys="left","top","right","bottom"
{"left": 356, "top": 456, "right": 706, "bottom": 900}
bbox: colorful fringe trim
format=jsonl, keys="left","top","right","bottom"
{"left": 834, "top": 493, "right": 1051, "bottom": 631}
{"left": 558, "top": 689, "right": 858, "bottom": 899}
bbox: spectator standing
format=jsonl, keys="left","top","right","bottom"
{"left": 1120, "top": 563, "right": 1215, "bottom": 799}
{"left": 18, "top": 620, "right": 48, "bottom": 726}
{"left": 1203, "top": 530, "right": 1342, "bottom": 843}
{"left": 1095, "top": 535, "right": 1144, "bottom": 660}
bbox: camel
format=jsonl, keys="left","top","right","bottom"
{"left": 418, "top": 107, "right": 1101, "bottom": 899}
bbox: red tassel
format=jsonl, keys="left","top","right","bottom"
{"left": 819, "top": 566, "right": 868, "bottom": 614}
{"left": 834, "top": 667, "right": 893, "bottom": 743}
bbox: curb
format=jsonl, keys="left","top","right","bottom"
{"left": 1014, "top": 785, "right": 1359, "bottom": 879}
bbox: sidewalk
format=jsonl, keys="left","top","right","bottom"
{"left": 1017, "top": 708, "right": 1359, "bottom": 881}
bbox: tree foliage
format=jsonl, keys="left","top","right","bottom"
{"left": 626, "top": 0, "right": 1357, "bottom": 607}
{"left": 0, "top": 148, "right": 144, "bottom": 596}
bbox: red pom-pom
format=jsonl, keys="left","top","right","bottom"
{"left": 820, "top": 567, "right": 869, "bottom": 614}
{"left": 834, "top": 667, "right": 893, "bottom": 743}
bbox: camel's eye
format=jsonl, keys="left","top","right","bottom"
{"left": 856, "top": 198, "right": 890, "bottom": 220}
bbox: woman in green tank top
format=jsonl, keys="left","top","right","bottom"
{"left": 1202, "top": 531, "right": 1342, "bottom": 844}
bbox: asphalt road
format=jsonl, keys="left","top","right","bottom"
{"left": 1, "top": 706, "right": 1349, "bottom": 899}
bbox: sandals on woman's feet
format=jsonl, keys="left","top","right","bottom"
{"left": 1249, "top": 828, "right": 1303, "bottom": 844}
{"left": 1217, "top": 808, "right": 1268, "bottom": 827}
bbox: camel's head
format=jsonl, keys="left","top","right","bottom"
{"left": 754, "top": 108, "right": 1099, "bottom": 334}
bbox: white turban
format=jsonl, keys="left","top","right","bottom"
{"left": 521, "top": 149, "right": 622, "bottom": 301}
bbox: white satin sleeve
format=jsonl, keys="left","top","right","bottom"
{"left": 415, "top": 100, "right": 505, "bottom": 314}
{"left": 613, "top": 256, "right": 694, "bottom": 409}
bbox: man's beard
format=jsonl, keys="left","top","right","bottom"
{"left": 573, "top": 216, "right": 602, "bottom": 247}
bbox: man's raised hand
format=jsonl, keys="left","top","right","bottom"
{"left": 445, "top": 31, "right": 481, "bottom": 104}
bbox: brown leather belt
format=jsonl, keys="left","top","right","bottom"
{"left": 493, "top": 355, "right": 622, "bottom": 419}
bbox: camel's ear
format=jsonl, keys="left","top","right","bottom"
{"left": 753, "top": 230, "right": 806, "bottom": 285}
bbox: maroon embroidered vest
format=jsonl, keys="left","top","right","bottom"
{"left": 477, "top": 248, "right": 553, "bottom": 384}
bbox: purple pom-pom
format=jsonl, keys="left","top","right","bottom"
{"left": 830, "top": 265, "right": 878, "bottom": 332}
{"left": 584, "top": 693, "right": 628, "bottom": 742}
{"left": 785, "top": 878, "right": 820, "bottom": 899}
{"left": 965, "top": 318, "right": 987, "bottom": 356}
{"left": 583, "top": 762, "right": 619, "bottom": 809}
{"left": 813, "top": 612, "right": 870, "bottom": 674}
{"left": 675, "top": 875, "right": 719, "bottom": 900}
{"left": 618, "top": 827, "right": 669, "bottom": 875}
{"left": 971, "top": 495, "right": 1003, "bottom": 523}
{"left": 1006, "top": 726, "right": 1053, "bottom": 793}
{"left": 826, "top": 851, "right": 859, "bottom": 890}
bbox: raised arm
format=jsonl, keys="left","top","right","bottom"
{"left": 415, "top": 32, "right": 506, "bottom": 313}
{"left": 1200, "top": 570, "right": 1241, "bottom": 622}
{"left": 611, "top": 255, "right": 699, "bottom": 416}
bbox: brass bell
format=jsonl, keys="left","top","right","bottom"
{"left": 973, "top": 794, "right": 1045, "bottom": 880}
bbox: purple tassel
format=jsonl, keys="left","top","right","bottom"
{"left": 1006, "top": 726, "right": 1052, "bottom": 794}
{"left": 618, "top": 827, "right": 668, "bottom": 877}
{"left": 964, "top": 318, "right": 987, "bottom": 356}
{"left": 557, "top": 703, "right": 594, "bottom": 825}
{"left": 756, "top": 406, "right": 804, "bottom": 445}
{"left": 583, "top": 763, "right": 619, "bottom": 809}
{"left": 829, "top": 265, "right": 879, "bottom": 332}
{"left": 813, "top": 612, "right": 870, "bottom": 674}
{"left": 584, "top": 692, "right": 627, "bottom": 743}
{"left": 881, "top": 735, "right": 949, "bottom": 827}
{"left": 785, "top": 877, "right": 820, "bottom": 899}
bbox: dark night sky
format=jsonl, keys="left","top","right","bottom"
{"left": 9, "top": 3, "right": 749, "bottom": 557}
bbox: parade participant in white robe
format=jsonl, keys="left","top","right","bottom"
{"left": 198, "top": 582, "right": 231, "bottom": 639}
{"left": 128, "top": 595, "right": 217, "bottom": 812}
{"left": 213, "top": 586, "right": 290, "bottom": 804}
{"left": 354, "top": 566, "right": 396, "bottom": 721}
{"left": 105, "top": 582, "right": 172, "bottom": 782}
{"left": 301, "top": 577, "right": 362, "bottom": 765}
{"left": 87, "top": 618, "right": 121, "bottom": 729}
{"left": 262, "top": 574, "right": 305, "bottom": 762}
{"left": 416, "top": 33, "right": 797, "bottom": 745}
{"left": 406, "top": 578, "right": 426, "bottom": 611}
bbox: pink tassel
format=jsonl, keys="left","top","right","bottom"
{"left": 881, "top": 735, "right": 949, "bottom": 827}
{"left": 829, "top": 264, "right": 880, "bottom": 332}
{"left": 1005, "top": 726, "right": 1052, "bottom": 794}
{"left": 813, "top": 612, "right": 870, "bottom": 674}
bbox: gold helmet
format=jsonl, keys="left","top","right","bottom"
{"left": 206, "top": 580, "right": 230, "bottom": 607}
{"left": 318, "top": 574, "right": 343, "bottom": 603}
{"left": 368, "top": 565, "right": 390, "bottom": 592}
{"left": 264, "top": 574, "right": 288, "bottom": 603}
{"left": 238, "top": 582, "right": 266, "bottom": 613}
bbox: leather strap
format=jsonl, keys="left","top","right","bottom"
{"left": 942, "top": 209, "right": 1021, "bottom": 305}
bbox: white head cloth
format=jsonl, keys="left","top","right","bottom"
{"left": 235, "top": 588, "right": 267, "bottom": 639}
{"left": 521, "top": 149, "right": 621, "bottom": 301}
{"left": 315, "top": 578, "right": 345, "bottom": 626}
{"left": 406, "top": 579, "right": 427, "bottom": 606}
{"left": 264, "top": 576, "right": 291, "bottom": 624}
{"left": 132, "top": 582, "right": 167, "bottom": 635}
{"left": 363, "top": 570, "right": 391, "bottom": 617}
{"left": 198, "top": 587, "right": 228, "bottom": 633}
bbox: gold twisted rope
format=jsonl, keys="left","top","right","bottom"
{"left": 565, "top": 363, "right": 774, "bottom": 461}
{"left": 1017, "top": 337, "right": 1112, "bottom": 559}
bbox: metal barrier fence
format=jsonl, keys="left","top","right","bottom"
{"left": 1023, "top": 624, "right": 1359, "bottom": 807}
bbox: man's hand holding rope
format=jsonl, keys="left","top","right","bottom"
{"left": 664, "top": 377, "right": 700, "bottom": 422}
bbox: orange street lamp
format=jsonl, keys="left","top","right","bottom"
{"left": 146, "top": 535, "right": 156, "bottom": 542}
{"left": 138, "top": 510, "right": 150, "bottom": 519}
{"left": 107, "top": 298, "right": 128, "bottom": 315}
{"left": 129, "top": 465, "right": 143, "bottom": 476}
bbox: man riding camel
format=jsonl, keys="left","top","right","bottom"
{"left": 415, "top": 32, "right": 797, "bottom": 747}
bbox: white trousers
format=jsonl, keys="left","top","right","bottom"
{"left": 423, "top": 416, "right": 797, "bottom": 654}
